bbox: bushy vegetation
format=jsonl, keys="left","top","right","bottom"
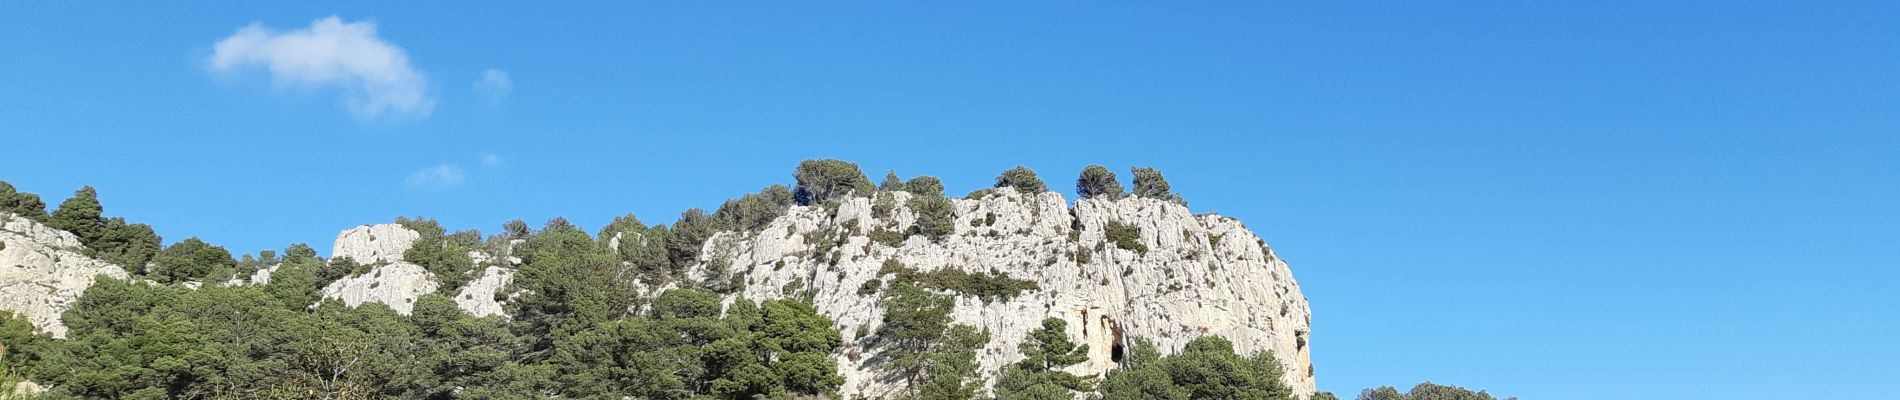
{"left": 904, "top": 176, "right": 945, "bottom": 198}
{"left": 712, "top": 184, "right": 796, "bottom": 232}
{"left": 1105, "top": 221, "right": 1148, "bottom": 253}
{"left": 0, "top": 254, "right": 844, "bottom": 400}
{"left": 150, "top": 237, "right": 238, "bottom": 283}
{"left": 1099, "top": 337, "right": 1296, "bottom": 400}
{"left": 398, "top": 217, "right": 484, "bottom": 292}
{"left": 36, "top": 186, "right": 166, "bottom": 271}
{"left": 0, "top": 181, "right": 47, "bottom": 222}
{"left": 877, "top": 259, "right": 1040, "bottom": 303}
{"left": 1347, "top": 382, "right": 1516, "bottom": 400}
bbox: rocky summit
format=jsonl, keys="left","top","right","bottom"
{"left": 690, "top": 188, "right": 1316, "bottom": 397}
{"left": 0, "top": 181, "right": 1316, "bottom": 398}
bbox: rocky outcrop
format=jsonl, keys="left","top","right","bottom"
{"left": 689, "top": 189, "right": 1315, "bottom": 397}
{"left": 320, "top": 224, "right": 435, "bottom": 314}
{"left": 332, "top": 224, "right": 419, "bottom": 264}
{"left": 0, "top": 213, "right": 130, "bottom": 338}
{"left": 319, "top": 224, "right": 516, "bottom": 317}
{"left": 454, "top": 266, "right": 514, "bottom": 318}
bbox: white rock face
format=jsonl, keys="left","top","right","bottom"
{"left": 320, "top": 224, "right": 436, "bottom": 314}
{"left": 454, "top": 266, "right": 515, "bottom": 318}
{"left": 332, "top": 224, "right": 420, "bottom": 264}
{"left": 320, "top": 261, "right": 438, "bottom": 314}
{"left": 0, "top": 213, "right": 130, "bottom": 338}
{"left": 320, "top": 224, "right": 518, "bottom": 317}
{"left": 688, "top": 189, "right": 1315, "bottom": 398}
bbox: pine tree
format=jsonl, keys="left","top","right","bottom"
{"left": 0, "top": 181, "right": 47, "bottom": 221}
{"left": 996, "top": 318, "right": 1094, "bottom": 400}
{"left": 1076, "top": 165, "right": 1124, "bottom": 199}
{"left": 47, "top": 186, "right": 105, "bottom": 242}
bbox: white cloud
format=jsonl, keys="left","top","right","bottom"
{"left": 208, "top": 16, "right": 434, "bottom": 119}
{"left": 473, "top": 69, "right": 512, "bottom": 105}
{"left": 406, "top": 164, "right": 466, "bottom": 188}
{"left": 481, "top": 153, "right": 504, "bottom": 167}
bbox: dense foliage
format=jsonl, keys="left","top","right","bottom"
{"left": 0, "top": 181, "right": 48, "bottom": 222}
{"left": 1099, "top": 337, "right": 1296, "bottom": 400}
{"left": 149, "top": 237, "right": 238, "bottom": 283}
{"left": 878, "top": 259, "right": 1039, "bottom": 303}
{"left": 1349, "top": 382, "right": 1516, "bottom": 400}
{"left": 2, "top": 269, "right": 845, "bottom": 399}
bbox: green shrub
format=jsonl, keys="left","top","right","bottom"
{"left": 858, "top": 278, "right": 883, "bottom": 296}
{"left": 880, "top": 258, "right": 907, "bottom": 275}
{"left": 1105, "top": 221, "right": 1147, "bottom": 253}
{"left": 880, "top": 262, "right": 1039, "bottom": 303}
{"left": 712, "top": 184, "right": 795, "bottom": 232}
{"left": 870, "top": 227, "right": 907, "bottom": 247}
{"left": 872, "top": 191, "right": 896, "bottom": 219}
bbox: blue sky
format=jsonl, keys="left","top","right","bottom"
{"left": 2, "top": 2, "right": 1896, "bottom": 398}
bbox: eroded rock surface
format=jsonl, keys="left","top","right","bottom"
{"left": 689, "top": 189, "right": 1315, "bottom": 397}
{"left": 319, "top": 224, "right": 515, "bottom": 316}
{"left": 0, "top": 213, "right": 129, "bottom": 338}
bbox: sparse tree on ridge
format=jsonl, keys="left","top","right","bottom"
{"left": 995, "top": 166, "right": 1050, "bottom": 194}
{"left": 1076, "top": 165, "right": 1124, "bottom": 199}
{"left": 48, "top": 186, "right": 105, "bottom": 242}
{"left": 1130, "top": 166, "right": 1180, "bottom": 203}
{"left": 880, "top": 170, "right": 908, "bottom": 192}
{"left": 0, "top": 181, "right": 48, "bottom": 221}
{"left": 793, "top": 159, "right": 875, "bottom": 205}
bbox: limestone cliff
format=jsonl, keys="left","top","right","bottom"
{"left": 0, "top": 213, "right": 129, "bottom": 338}
{"left": 319, "top": 224, "right": 512, "bottom": 317}
{"left": 0, "top": 188, "right": 1316, "bottom": 397}
{"left": 688, "top": 188, "right": 1316, "bottom": 397}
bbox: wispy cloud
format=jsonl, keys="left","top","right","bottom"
{"left": 405, "top": 164, "right": 466, "bottom": 188}
{"left": 481, "top": 153, "right": 504, "bottom": 167}
{"left": 473, "top": 69, "right": 512, "bottom": 106}
{"left": 208, "top": 16, "right": 434, "bottom": 120}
